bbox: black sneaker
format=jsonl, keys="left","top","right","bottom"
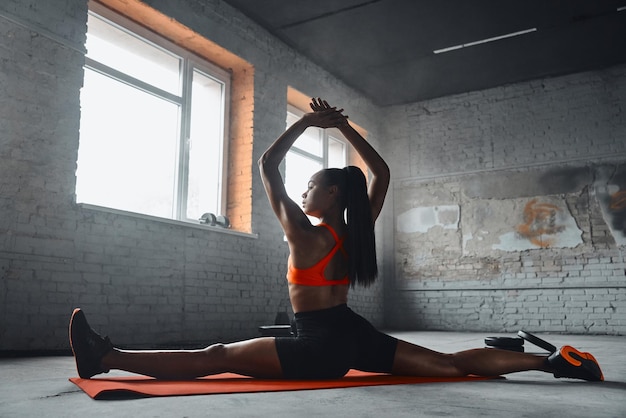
{"left": 69, "top": 308, "right": 113, "bottom": 379}
{"left": 548, "top": 345, "right": 604, "bottom": 381}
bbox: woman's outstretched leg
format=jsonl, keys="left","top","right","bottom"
{"left": 391, "top": 340, "right": 549, "bottom": 377}
{"left": 69, "top": 308, "right": 283, "bottom": 379}
{"left": 391, "top": 339, "right": 603, "bottom": 381}
{"left": 101, "top": 338, "right": 282, "bottom": 380}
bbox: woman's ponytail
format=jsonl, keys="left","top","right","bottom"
{"left": 342, "top": 166, "right": 377, "bottom": 287}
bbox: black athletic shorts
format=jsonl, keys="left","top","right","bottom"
{"left": 275, "top": 304, "right": 398, "bottom": 379}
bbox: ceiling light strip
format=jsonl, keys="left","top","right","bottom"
{"left": 617, "top": 6, "right": 626, "bottom": 11}
{"left": 433, "top": 28, "right": 537, "bottom": 54}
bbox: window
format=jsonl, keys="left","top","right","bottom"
{"left": 284, "top": 106, "right": 347, "bottom": 219}
{"left": 76, "top": 4, "right": 230, "bottom": 223}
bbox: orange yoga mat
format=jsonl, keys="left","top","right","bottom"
{"left": 70, "top": 370, "right": 501, "bottom": 399}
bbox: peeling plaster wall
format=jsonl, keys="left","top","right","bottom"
{"left": 383, "top": 66, "right": 626, "bottom": 335}
{"left": 595, "top": 165, "right": 626, "bottom": 246}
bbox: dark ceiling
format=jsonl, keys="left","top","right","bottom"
{"left": 221, "top": 0, "right": 626, "bottom": 106}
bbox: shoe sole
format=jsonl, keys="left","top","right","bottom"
{"left": 69, "top": 308, "right": 86, "bottom": 377}
{"left": 558, "top": 345, "right": 604, "bottom": 381}
{"left": 68, "top": 308, "right": 81, "bottom": 359}
{"left": 69, "top": 308, "right": 106, "bottom": 379}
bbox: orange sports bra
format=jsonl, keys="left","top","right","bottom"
{"left": 287, "top": 223, "right": 350, "bottom": 286}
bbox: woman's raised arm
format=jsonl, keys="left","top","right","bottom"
{"left": 258, "top": 105, "right": 348, "bottom": 235}
{"left": 310, "top": 98, "right": 390, "bottom": 222}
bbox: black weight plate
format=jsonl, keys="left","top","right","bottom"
{"left": 485, "top": 337, "right": 524, "bottom": 347}
{"left": 258, "top": 325, "right": 293, "bottom": 337}
{"left": 517, "top": 330, "right": 557, "bottom": 353}
{"left": 486, "top": 345, "right": 525, "bottom": 352}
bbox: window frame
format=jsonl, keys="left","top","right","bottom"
{"left": 78, "top": 2, "right": 231, "bottom": 224}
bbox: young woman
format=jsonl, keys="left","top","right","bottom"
{"left": 69, "top": 98, "right": 603, "bottom": 382}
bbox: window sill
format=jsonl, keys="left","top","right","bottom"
{"left": 77, "top": 203, "right": 258, "bottom": 239}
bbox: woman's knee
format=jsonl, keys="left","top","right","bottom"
{"left": 449, "top": 349, "right": 486, "bottom": 376}
{"left": 202, "top": 343, "right": 227, "bottom": 363}
{"left": 393, "top": 341, "right": 461, "bottom": 376}
{"left": 430, "top": 352, "right": 465, "bottom": 375}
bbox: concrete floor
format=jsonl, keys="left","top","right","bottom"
{"left": 1, "top": 331, "right": 625, "bottom": 418}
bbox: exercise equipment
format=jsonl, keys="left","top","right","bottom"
{"left": 484, "top": 330, "right": 557, "bottom": 354}
{"left": 258, "top": 312, "right": 295, "bottom": 337}
{"left": 199, "top": 213, "right": 230, "bottom": 228}
{"left": 518, "top": 330, "right": 557, "bottom": 353}
{"left": 70, "top": 371, "right": 502, "bottom": 400}
{"left": 258, "top": 325, "right": 292, "bottom": 337}
{"left": 484, "top": 336, "right": 525, "bottom": 352}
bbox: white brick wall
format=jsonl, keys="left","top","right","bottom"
{"left": 0, "top": 0, "right": 383, "bottom": 351}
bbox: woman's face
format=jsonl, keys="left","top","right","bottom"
{"left": 301, "top": 171, "right": 334, "bottom": 218}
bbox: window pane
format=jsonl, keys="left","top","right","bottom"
{"left": 285, "top": 152, "right": 323, "bottom": 207}
{"left": 287, "top": 112, "right": 323, "bottom": 157}
{"left": 86, "top": 13, "right": 181, "bottom": 95}
{"left": 328, "top": 135, "right": 346, "bottom": 168}
{"left": 76, "top": 70, "right": 179, "bottom": 218}
{"left": 186, "top": 69, "right": 225, "bottom": 220}
{"left": 293, "top": 129, "right": 323, "bottom": 157}
{"left": 286, "top": 112, "right": 299, "bottom": 128}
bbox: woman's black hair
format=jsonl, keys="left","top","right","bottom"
{"left": 321, "top": 166, "right": 377, "bottom": 287}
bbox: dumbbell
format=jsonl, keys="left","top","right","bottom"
{"left": 199, "top": 213, "right": 230, "bottom": 228}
